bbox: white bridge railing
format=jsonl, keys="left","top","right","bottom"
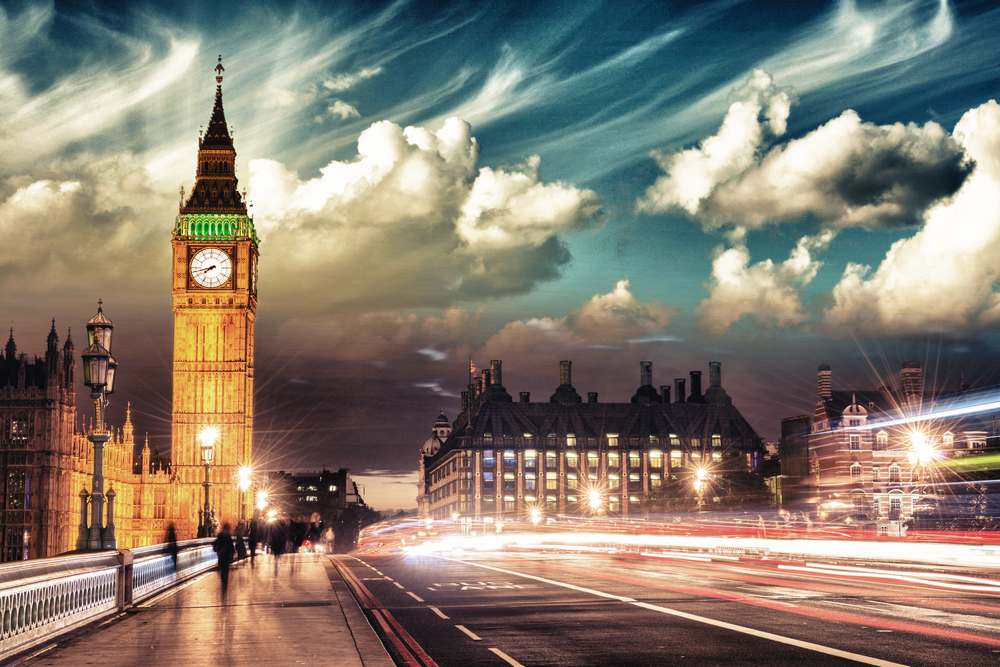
{"left": 0, "top": 539, "right": 230, "bottom": 662}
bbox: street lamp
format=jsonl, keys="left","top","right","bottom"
{"left": 694, "top": 467, "right": 709, "bottom": 514}
{"left": 198, "top": 427, "right": 217, "bottom": 537}
{"left": 77, "top": 300, "right": 119, "bottom": 551}
{"left": 238, "top": 466, "right": 252, "bottom": 523}
{"left": 908, "top": 432, "right": 935, "bottom": 488}
{"left": 588, "top": 489, "right": 603, "bottom": 516}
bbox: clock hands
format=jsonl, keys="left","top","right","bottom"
{"left": 193, "top": 264, "right": 217, "bottom": 274}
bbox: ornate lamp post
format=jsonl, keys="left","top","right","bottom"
{"left": 77, "top": 300, "right": 118, "bottom": 551}
{"left": 198, "top": 427, "right": 217, "bottom": 538}
{"left": 238, "top": 466, "right": 252, "bottom": 524}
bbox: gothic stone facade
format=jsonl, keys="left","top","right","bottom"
{"left": 0, "top": 325, "right": 178, "bottom": 561}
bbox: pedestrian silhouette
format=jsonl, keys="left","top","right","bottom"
{"left": 268, "top": 519, "right": 286, "bottom": 576}
{"left": 166, "top": 523, "right": 179, "bottom": 572}
{"left": 213, "top": 523, "right": 235, "bottom": 596}
{"left": 234, "top": 522, "right": 248, "bottom": 561}
{"left": 248, "top": 519, "right": 258, "bottom": 569}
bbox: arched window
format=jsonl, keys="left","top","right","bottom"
{"left": 888, "top": 465, "right": 901, "bottom": 484}
{"left": 876, "top": 431, "right": 888, "bottom": 451}
{"left": 850, "top": 462, "right": 862, "bottom": 483}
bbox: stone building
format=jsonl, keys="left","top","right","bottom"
{"left": 419, "top": 360, "right": 765, "bottom": 520}
{"left": 0, "top": 324, "right": 178, "bottom": 561}
{"left": 781, "top": 362, "right": 1000, "bottom": 535}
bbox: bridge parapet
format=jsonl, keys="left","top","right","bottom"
{"left": 0, "top": 539, "right": 225, "bottom": 662}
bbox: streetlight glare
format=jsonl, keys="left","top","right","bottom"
{"left": 238, "top": 466, "right": 252, "bottom": 492}
{"left": 200, "top": 426, "right": 218, "bottom": 446}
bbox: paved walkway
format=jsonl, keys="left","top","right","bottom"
{"left": 16, "top": 554, "right": 394, "bottom": 667}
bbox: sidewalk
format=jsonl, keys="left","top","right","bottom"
{"left": 15, "top": 553, "right": 394, "bottom": 667}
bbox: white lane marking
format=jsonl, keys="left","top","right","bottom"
{"left": 408, "top": 591, "right": 425, "bottom": 602}
{"left": 489, "top": 648, "right": 525, "bottom": 666}
{"left": 429, "top": 606, "right": 450, "bottom": 619}
{"left": 138, "top": 571, "right": 214, "bottom": 607}
{"left": 384, "top": 576, "right": 394, "bottom": 581}
{"left": 394, "top": 582, "right": 405, "bottom": 589}
{"left": 780, "top": 564, "right": 1000, "bottom": 593}
{"left": 456, "top": 624, "right": 482, "bottom": 641}
{"left": 630, "top": 602, "right": 910, "bottom": 667}
{"left": 450, "top": 558, "right": 910, "bottom": 667}
{"left": 443, "top": 558, "right": 635, "bottom": 602}
{"left": 427, "top": 587, "right": 436, "bottom": 591}
{"left": 804, "top": 563, "right": 1000, "bottom": 588}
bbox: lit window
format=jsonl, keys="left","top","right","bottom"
{"left": 546, "top": 472, "right": 557, "bottom": 490}
{"left": 587, "top": 452, "right": 599, "bottom": 468}
{"left": 545, "top": 451, "right": 557, "bottom": 468}
{"left": 566, "top": 434, "right": 576, "bottom": 448}
{"left": 608, "top": 434, "right": 619, "bottom": 448}
{"left": 567, "top": 473, "right": 578, "bottom": 489}
{"left": 711, "top": 451, "right": 721, "bottom": 460}
{"left": 649, "top": 451, "right": 663, "bottom": 468}
{"left": 608, "top": 474, "right": 620, "bottom": 489}
{"left": 712, "top": 435, "right": 722, "bottom": 449}
{"left": 629, "top": 452, "right": 641, "bottom": 468}
{"left": 650, "top": 473, "right": 662, "bottom": 488}
{"left": 669, "top": 434, "right": 680, "bottom": 447}
{"left": 608, "top": 452, "right": 620, "bottom": 468}
{"left": 524, "top": 450, "right": 537, "bottom": 467}
{"left": 566, "top": 452, "right": 579, "bottom": 467}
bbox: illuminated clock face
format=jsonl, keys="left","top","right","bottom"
{"left": 190, "top": 248, "right": 232, "bottom": 288}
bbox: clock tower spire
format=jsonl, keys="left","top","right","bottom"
{"left": 171, "top": 56, "right": 259, "bottom": 539}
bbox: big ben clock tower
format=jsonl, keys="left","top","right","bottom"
{"left": 171, "top": 57, "right": 258, "bottom": 538}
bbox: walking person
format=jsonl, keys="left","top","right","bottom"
{"left": 248, "top": 518, "right": 258, "bottom": 568}
{"left": 213, "top": 523, "right": 235, "bottom": 596}
{"left": 268, "top": 519, "right": 286, "bottom": 577}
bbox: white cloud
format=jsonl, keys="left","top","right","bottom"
{"left": 639, "top": 69, "right": 969, "bottom": 232}
{"left": 323, "top": 66, "right": 383, "bottom": 92}
{"left": 329, "top": 100, "right": 360, "bottom": 119}
{"left": 249, "top": 117, "right": 600, "bottom": 313}
{"left": 695, "top": 232, "right": 833, "bottom": 337}
{"left": 822, "top": 100, "right": 1000, "bottom": 335}
{"left": 571, "top": 279, "right": 678, "bottom": 343}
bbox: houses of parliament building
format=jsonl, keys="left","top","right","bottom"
{"left": 0, "top": 58, "right": 258, "bottom": 561}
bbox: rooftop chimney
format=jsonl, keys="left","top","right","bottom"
{"left": 661, "top": 385, "right": 671, "bottom": 403}
{"left": 674, "top": 378, "right": 686, "bottom": 403}
{"left": 901, "top": 361, "right": 922, "bottom": 406}
{"left": 519, "top": 392, "right": 530, "bottom": 403}
{"left": 640, "top": 361, "right": 652, "bottom": 386}
{"left": 461, "top": 391, "right": 469, "bottom": 413}
{"left": 709, "top": 361, "right": 721, "bottom": 388}
{"left": 588, "top": 392, "right": 598, "bottom": 403}
{"left": 818, "top": 364, "right": 832, "bottom": 401}
{"left": 689, "top": 370, "right": 703, "bottom": 402}
{"left": 551, "top": 360, "right": 582, "bottom": 403}
{"left": 491, "top": 360, "right": 502, "bottom": 386}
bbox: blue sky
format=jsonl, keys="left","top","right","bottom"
{"left": 4, "top": 0, "right": 1000, "bottom": 509}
